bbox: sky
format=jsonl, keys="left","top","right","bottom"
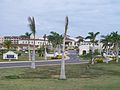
{"left": 0, "top": 0, "right": 120, "bottom": 38}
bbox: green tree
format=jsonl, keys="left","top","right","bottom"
{"left": 85, "top": 32, "right": 100, "bottom": 64}
{"left": 47, "top": 31, "right": 63, "bottom": 55}
{"left": 3, "top": 40, "right": 12, "bottom": 51}
{"left": 101, "top": 34, "right": 112, "bottom": 63}
{"left": 28, "top": 16, "right": 36, "bottom": 69}
{"left": 60, "top": 16, "right": 68, "bottom": 80}
{"left": 20, "top": 32, "right": 32, "bottom": 61}
{"left": 110, "top": 31, "right": 120, "bottom": 63}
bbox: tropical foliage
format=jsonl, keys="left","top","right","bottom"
{"left": 3, "top": 40, "right": 12, "bottom": 50}
{"left": 85, "top": 32, "right": 100, "bottom": 49}
{"left": 85, "top": 32, "right": 100, "bottom": 64}
{"left": 101, "top": 31, "right": 120, "bottom": 63}
{"left": 110, "top": 31, "right": 120, "bottom": 62}
{"left": 47, "top": 31, "right": 63, "bottom": 54}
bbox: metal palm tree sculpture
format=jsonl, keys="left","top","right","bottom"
{"left": 60, "top": 16, "right": 68, "bottom": 79}
{"left": 28, "top": 16, "right": 36, "bottom": 69}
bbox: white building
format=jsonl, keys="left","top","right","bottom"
{"left": 18, "top": 39, "right": 45, "bottom": 46}
{"left": 78, "top": 40, "right": 102, "bottom": 55}
{"left": 65, "top": 35, "right": 80, "bottom": 49}
{"left": 0, "top": 36, "right": 4, "bottom": 44}
{"left": 17, "top": 37, "right": 48, "bottom": 51}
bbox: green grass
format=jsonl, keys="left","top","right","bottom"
{"left": 0, "top": 62, "right": 120, "bottom": 90}
{"left": 0, "top": 54, "right": 56, "bottom": 62}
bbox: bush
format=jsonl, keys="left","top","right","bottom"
{"left": 4, "top": 75, "right": 20, "bottom": 79}
{"left": 94, "top": 57, "right": 103, "bottom": 63}
{"left": 50, "top": 55, "right": 62, "bottom": 59}
{"left": 56, "top": 55, "right": 62, "bottom": 59}
{"left": 108, "top": 56, "right": 116, "bottom": 61}
{"left": 18, "top": 53, "right": 21, "bottom": 56}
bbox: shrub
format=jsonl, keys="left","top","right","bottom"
{"left": 94, "top": 58, "right": 103, "bottom": 63}
{"left": 18, "top": 53, "right": 21, "bottom": 56}
{"left": 108, "top": 56, "right": 116, "bottom": 61}
{"left": 50, "top": 55, "right": 62, "bottom": 59}
{"left": 56, "top": 55, "right": 62, "bottom": 59}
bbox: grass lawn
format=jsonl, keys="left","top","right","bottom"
{"left": 0, "top": 61, "right": 120, "bottom": 90}
{"left": 0, "top": 54, "right": 55, "bottom": 62}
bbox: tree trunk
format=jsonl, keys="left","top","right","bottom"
{"left": 106, "top": 46, "right": 109, "bottom": 64}
{"left": 91, "top": 44, "right": 94, "bottom": 64}
{"left": 60, "top": 35, "right": 66, "bottom": 80}
{"left": 58, "top": 45, "right": 61, "bottom": 54}
{"left": 44, "top": 45, "right": 47, "bottom": 60}
{"left": 116, "top": 43, "right": 119, "bottom": 63}
{"left": 28, "top": 39, "right": 31, "bottom": 61}
{"left": 31, "top": 35, "right": 35, "bottom": 69}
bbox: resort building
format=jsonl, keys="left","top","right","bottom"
{"left": 65, "top": 35, "right": 81, "bottom": 49}
{"left": 0, "top": 35, "right": 48, "bottom": 51}
{"left": 0, "top": 36, "right": 20, "bottom": 44}
{"left": 18, "top": 37, "right": 48, "bottom": 51}
{"left": 0, "top": 35, "right": 103, "bottom": 55}
{"left": 78, "top": 39, "right": 102, "bottom": 55}
{"left": 0, "top": 36, "right": 4, "bottom": 44}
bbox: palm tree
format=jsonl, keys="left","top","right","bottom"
{"left": 47, "top": 31, "right": 63, "bottom": 56}
{"left": 85, "top": 32, "right": 100, "bottom": 64}
{"left": 20, "top": 32, "right": 32, "bottom": 61}
{"left": 60, "top": 16, "right": 68, "bottom": 80}
{"left": 101, "top": 34, "right": 112, "bottom": 63}
{"left": 110, "top": 31, "right": 120, "bottom": 63}
{"left": 28, "top": 16, "right": 36, "bottom": 69}
{"left": 3, "top": 40, "right": 12, "bottom": 51}
{"left": 43, "top": 34, "right": 47, "bottom": 60}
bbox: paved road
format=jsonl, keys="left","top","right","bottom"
{"left": 0, "top": 50, "right": 88, "bottom": 68}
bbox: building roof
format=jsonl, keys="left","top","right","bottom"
{"left": 75, "top": 36, "right": 84, "bottom": 39}
{"left": 4, "top": 51, "right": 17, "bottom": 55}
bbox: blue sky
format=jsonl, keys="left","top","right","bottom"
{"left": 0, "top": 0, "right": 120, "bottom": 37}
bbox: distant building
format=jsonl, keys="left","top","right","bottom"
{"left": 18, "top": 38, "right": 48, "bottom": 51}
{"left": 0, "top": 35, "right": 102, "bottom": 55}
{"left": 0, "top": 36, "right": 4, "bottom": 44}
{"left": 0, "top": 36, "right": 20, "bottom": 44}
{"left": 0, "top": 35, "right": 48, "bottom": 51}
{"left": 78, "top": 39, "right": 102, "bottom": 55}
{"left": 65, "top": 35, "right": 80, "bottom": 49}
